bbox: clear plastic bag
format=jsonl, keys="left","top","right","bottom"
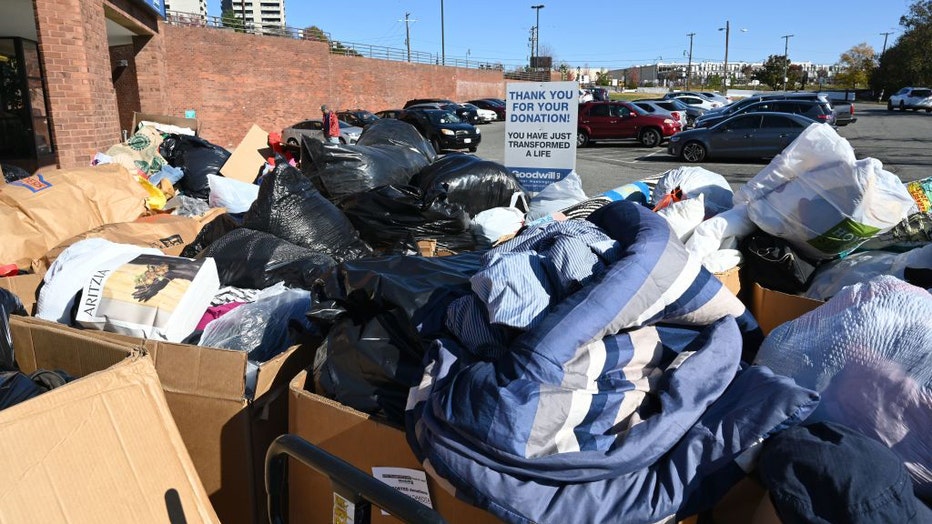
{"left": 199, "top": 283, "right": 313, "bottom": 363}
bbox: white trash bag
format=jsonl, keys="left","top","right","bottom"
{"left": 653, "top": 166, "right": 733, "bottom": 218}
{"left": 736, "top": 124, "right": 915, "bottom": 260}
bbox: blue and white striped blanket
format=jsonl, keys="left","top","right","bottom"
{"left": 406, "top": 201, "right": 819, "bottom": 523}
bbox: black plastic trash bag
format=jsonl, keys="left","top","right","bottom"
{"left": 410, "top": 153, "right": 528, "bottom": 217}
{"left": 740, "top": 228, "right": 823, "bottom": 294}
{"left": 300, "top": 132, "right": 432, "bottom": 204}
{"left": 199, "top": 228, "right": 336, "bottom": 290}
{"left": 0, "top": 289, "right": 27, "bottom": 318}
{"left": 180, "top": 213, "right": 243, "bottom": 258}
{"left": 355, "top": 118, "right": 436, "bottom": 163}
{"left": 160, "top": 134, "right": 232, "bottom": 200}
{"left": 243, "top": 161, "right": 373, "bottom": 262}
{"left": 311, "top": 251, "right": 484, "bottom": 422}
{"left": 1, "top": 163, "right": 32, "bottom": 183}
{"left": 339, "top": 185, "right": 476, "bottom": 253}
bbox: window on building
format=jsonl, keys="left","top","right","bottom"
{"left": 0, "top": 38, "right": 54, "bottom": 163}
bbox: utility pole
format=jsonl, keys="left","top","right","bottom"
{"left": 401, "top": 13, "right": 417, "bottom": 62}
{"left": 782, "top": 34, "right": 794, "bottom": 92}
{"left": 880, "top": 31, "right": 894, "bottom": 57}
{"left": 686, "top": 32, "right": 695, "bottom": 90}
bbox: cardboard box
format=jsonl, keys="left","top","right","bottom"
{"left": 220, "top": 124, "right": 273, "bottom": 183}
{"left": 0, "top": 273, "right": 44, "bottom": 315}
{"left": 714, "top": 265, "right": 742, "bottom": 297}
{"left": 2, "top": 271, "right": 312, "bottom": 523}
{"left": 287, "top": 370, "right": 502, "bottom": 524}
{"left": 2, "top": 316, "right": 219, "bottom": 523}
{"left": 133, "top": 111, "right": 201, "bottom": 136}
{"left": 748, "top": 282, "right": 824, "bottom": 335}
{"left": 82, "top": 330, "right": 315, "bottom": 524}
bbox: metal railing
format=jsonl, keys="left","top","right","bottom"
{"left": 164, "top": 10, "right": 513, "bottom": 72}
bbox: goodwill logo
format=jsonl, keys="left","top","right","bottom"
{"left": 504, "top": 81, "right": 578, "bottom": 193}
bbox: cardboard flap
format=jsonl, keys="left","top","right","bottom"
{"left": 220, "top": 124, "right": 272, "bottom": 183}
{"left": 145, "top": 339, "right": 250, "bottom": 400}
{"left": 0, "top": 273, "right": 44, "bottom": 315}
{"left": 0, "top": 357, "right": 219, "bottom": 523}
{"left": 254, "top": 343, "right": 313, "bottom": 399}
{"left": 9, "top": 316, "right": 137, "bottom": 376}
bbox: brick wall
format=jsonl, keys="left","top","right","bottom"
{"left": 161, "top": 25, "right": 509, "bottom": 148}
{"left": 34, "top": 0, "right": 119, "bottom": 167}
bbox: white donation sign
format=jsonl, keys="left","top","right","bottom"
{"left": 504, "top": 81, "right": 578, "bottom": 193}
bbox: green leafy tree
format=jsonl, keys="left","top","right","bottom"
{"left": 787, "top": 64, "right": 804, "bottom": 90}
{"left": 753, "top": 54, "right": 790, "bottom": 90}
{"left": 872, "top": 0, "right": 932, "bottom": 96}
{"left": 835, "top": 43, "right": 876, "bottom": 88}
{"left": 220, "top": 9, "right": 243, "bottom": 33}
{"left": 594, "top": 70, "right": 612, "bottom": 86}
{"left": 302, "top": 25, "right": 327, "bottom": 42}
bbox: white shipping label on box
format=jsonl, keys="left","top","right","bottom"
{"left": 372, "top": 467, "right": 434, "bottom": 515}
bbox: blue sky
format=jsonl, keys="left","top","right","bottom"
{"left": 210, "top": 1, "right": 910, "bottom": 69}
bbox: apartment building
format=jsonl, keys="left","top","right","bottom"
{"left": 221, "top": 0, "right": 287, "bottom": 33}
{"left": 165, "top": 0, "right": 207, "bottom": 17}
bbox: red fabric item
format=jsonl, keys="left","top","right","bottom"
{"left": 196, "top": 301, "right": 247, "bottom": 331}
{"left": 0, "top": 264, "right": 19, "bottom": 277}
{"left": 652, "top": 186, "right": 685, "bottom": 212}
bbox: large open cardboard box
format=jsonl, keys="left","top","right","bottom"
{"left": 81, "top": 330, "right": 315, "bottom": 524}
{"left": 288, "top": 369, "right": 503, "bottom": 524}
{"left": 2, "top": 316, "right": 219, "bottom": 523}
{"left": 0, "top": 276, "right": 313, "bottom": 524}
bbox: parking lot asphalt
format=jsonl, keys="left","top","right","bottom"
{"left": 472, "top": 103, "right": 931, "bottom": 196}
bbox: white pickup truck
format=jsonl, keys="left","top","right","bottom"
{"left": 888, "top": 87, "right": 932, "bottom": 112}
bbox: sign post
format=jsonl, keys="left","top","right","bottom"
{"left": 504, "top": 81, "right": 578, "bottom": 194}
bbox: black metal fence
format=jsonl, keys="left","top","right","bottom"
{"left": 164, "top": 10, "right": 512, "bottom": 72}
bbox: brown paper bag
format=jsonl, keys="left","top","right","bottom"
{"left": 32, "top": 208, "right": 226, "bottom": 274}
{"left": 0, "top": 164, "right": 149, "bottom": 269}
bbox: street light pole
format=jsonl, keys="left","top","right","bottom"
{"left": 719, "top": 21, "right": 730, "bottom": 96}
{"left": 440, "top": 0, "right": 445, "bottom": 66}
{"left": 531, "top": 5, "right": 544, "bottom": 67}
{"left": 782, "top": 34, "right": 794, "bottom": 92}
{"left": 686, "top": 32, "right": 695, "bottom": 90}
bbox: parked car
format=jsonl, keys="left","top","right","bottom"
{"left": 577, "top": 101, "right": 681, "bottom": 148}
{"left": 336, "top": 109, "right": 380, "bottom": 128}
{"left": 636, "top": 98, "right": 706, "bottom": 128}
{"left": 466, "top": 99, "right": 506, "bottom": 120}
{"left": 281, "top": 119, "right": 363, "bottom": 146}
{"left": 584, "top": 87, "right": 610, "bottom": 101}
{"left": 696, "top": 92, "right": 834, "bottom": 127}
{"left": 700, "top": 91, "right": 733, "bottom": 106}
{"left": 695, "top": 99, "right": 835, "bottom": 128}
{"left": 405, "top": 101, "right": 480, "bottom": 126}
{"left": 461, "top": 102, "right": 497, "bottom": 123}
{"left": 667, "top": 112, "right": 816, "bottom": 163}
{"left": 832, "top": 100, "right": 857, "bottom": 126}
{"left": 404, "top": 98, "right": 455, "bottom": 108}
{"left": 374, "top": 109, "right": 405, "bottom": 119}
{"left": 671, "top": 94, "right": 721, "bottom": 111}
{"left": 888, "top": 87, "right": 932, "bottom": 111}
{"left": 632, "top": 100, "right": 687, "bottom": 130}
{"left": 398, "top": 108, "right": 481, "bottom": 153}
{"left": 663, "top": 91, "right": 717, "bottom": 103}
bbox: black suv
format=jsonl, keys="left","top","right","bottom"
{"left": 698, "top": 98, "right": 835, "bottom": 128}
{"left": 336, "top": 109, "right": 379, "bottom": 128}
{"left": 403, "top": 98, "right": 480, "bottom": 125}
{"left": 398, "top": 108, "right": 481, "bottom": 153}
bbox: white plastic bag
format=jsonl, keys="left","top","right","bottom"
{"left": 736, "top": 124, "right": 915, "bottom": 260}
{"left": 804, "top": 243, "right": 932, "bottom": 300}
{"left": 471, "top": 192, "right": 527, "bottom": 248}
{"left": 656, "top": 194, "right": 705, "bottom": 243}
{"left": 526, "top": 171, "right": 588, "bottom": 221}
{"left": 653, "top": 166, "right": 733, "bottom": 218}
{"left": 208, "top": 174, "right": 259, "bottom": 213}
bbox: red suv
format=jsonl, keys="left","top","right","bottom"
{"left": 578, "top": 101, "right": 681, "bottom": 147}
